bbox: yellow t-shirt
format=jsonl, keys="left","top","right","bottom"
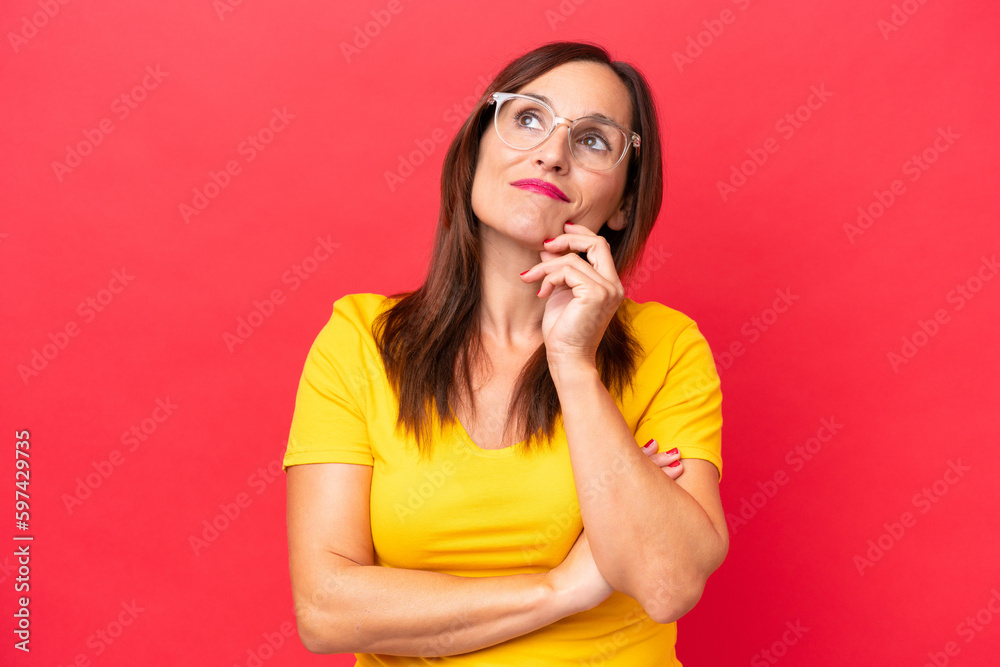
{"left": 283, "top": 293, "right": 723, "bottom": 666}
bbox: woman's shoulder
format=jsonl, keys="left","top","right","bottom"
{"left": 313, "top": 292, "right": 397, "bottom": 345}
{"left": 621, "top": 297, "right": 700, "bottom": 337}
{"left": 331, "top": 292, "right": 394, "bottom": 318}
{"left": 621, "top": 298, "right": 716, "bottom": 373}
{"left": 332, "top": 291, "right": 415, "bottom": 323}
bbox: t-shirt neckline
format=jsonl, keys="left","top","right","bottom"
{"left": 447, "top": 403, "right": 523, "bottom": 458}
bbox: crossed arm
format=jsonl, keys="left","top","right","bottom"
{"left": 285, "top": 440, "right": 705, "bottom": 656}
{"left": 287, "top": 360, "right": 727, "bottom": 654}
{"left": 550, "top": 359, "right": 729, "bottom": 624}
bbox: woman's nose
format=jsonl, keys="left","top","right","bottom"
{"left": 534, "top": 122, "right": 572, "bottom": 169}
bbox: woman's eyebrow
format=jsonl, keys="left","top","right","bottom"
{"left": 520, "top": 91, "right": 621, "bottom": 125}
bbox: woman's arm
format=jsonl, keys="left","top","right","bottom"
{"left": 287, "top": 462, "right": 588, "bottom": 657}
{"left": 524, "top": 220, "right": 727, "bottom": 622}
{"left": 287, "top": 450, "right": 687, "bottom": 656}
{"left": 548, "top": 359, "right": 729, "bottom": 625}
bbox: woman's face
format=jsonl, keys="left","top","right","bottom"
{"left": 470, "top": 60, "right": 635, "bottom": 247}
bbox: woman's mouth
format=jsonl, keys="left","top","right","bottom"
{"left": 511, "top": 179, "right": 570, "bottom": 202}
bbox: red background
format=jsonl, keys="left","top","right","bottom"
{"left": 3, "top": 1, "right": 999, "bottom": 665}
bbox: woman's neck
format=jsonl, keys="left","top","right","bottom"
{"left": 476, "top": 234, "right": 546, "bottom": 350}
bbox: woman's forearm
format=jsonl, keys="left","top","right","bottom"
{"left": 548, "top": 358, "right": 727, "bottom": 622}
{"left": 297, "top": 557, "right": 574, "bottom": 657}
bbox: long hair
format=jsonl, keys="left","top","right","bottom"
{"left": 372, "top": 41, "right": 664, "bottom": 459}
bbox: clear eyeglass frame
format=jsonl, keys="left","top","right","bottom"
{"left": 486, "top": 92, "right": 641, "bottom": 172}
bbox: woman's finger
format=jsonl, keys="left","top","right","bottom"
{"left": 534, "top": 261, "right": 615, "bottom": 300}
{"left": 650, "top": 452, "right": 684, "bottom": 480}
{"left": 542, "top": 223, "right": 618, "bottom": 283}
{"left": 661, "top": 459, "right": 684, "bottom": 480}
{"left": 526, "top": 247, "right": 618, "bottom": 298}
{"left": 641, "top": 441, "right": 685, "bottom": 480}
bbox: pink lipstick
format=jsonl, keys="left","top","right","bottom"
{"left": 511, "top": 179, "right": 569, "bottom": 202}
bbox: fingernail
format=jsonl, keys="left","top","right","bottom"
{"left": 643, "top": 439, "right": 656, "bottom": 449}
{"left": 666, "top": 448, "right": 679, "bottom": 456}
{"left": 519, "top": 269, "right": 529, "bottom": 276}
{"left": 543, "top": 238, "right": 555, "bottom": 243}
{"left": 668, "top": 461, "right": 681, "bottom": 468}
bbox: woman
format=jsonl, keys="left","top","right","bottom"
{"left": 283, "top": 41, "right": 727, "bottom": 665}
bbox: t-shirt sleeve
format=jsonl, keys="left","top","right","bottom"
{"left": 634, "top": 319, "right": 724, "bottom": 481}
{"left": 282, "top": 297, "right": 374, "bottom": 471}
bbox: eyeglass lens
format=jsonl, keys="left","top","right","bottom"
{"left": 496, "top": 97, "right": 627, "bottom": 171}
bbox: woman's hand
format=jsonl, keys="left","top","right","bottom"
{"left": 642, "top": 439, "right": 686, "bottom": 480}
{"left": 520, "top": 221, "right": 624, "bottom": 366}
{"left": 546, "top": 528, "right": 614, "bottom": 615}
{"left": 546, "top": 441, "right": 685, "bottom": 614}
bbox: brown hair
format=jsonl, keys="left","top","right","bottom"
{"left": 372, "top": 41, "right": 664, "bottom": 459}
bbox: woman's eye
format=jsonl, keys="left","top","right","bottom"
{"left": 515, "top": 112, "right": 542, "bottom": 129}
{"left": 579, "top": 134, "right": 610, "bottom": 151}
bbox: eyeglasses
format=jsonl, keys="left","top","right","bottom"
{"left": 487, "top": 92, "right": 641, "bottom": 173}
